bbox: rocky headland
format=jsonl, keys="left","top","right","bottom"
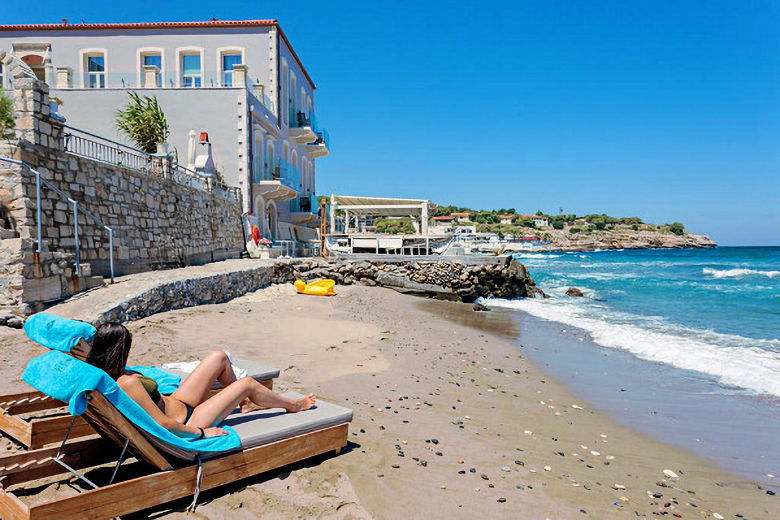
{"left": 541, "top": 228, "right": 716, "bottom": 252}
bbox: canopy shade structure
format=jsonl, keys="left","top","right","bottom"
{"left": 329, "top": 195, "right": 436, "bottom": 235}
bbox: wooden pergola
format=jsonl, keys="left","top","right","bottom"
{"left": 328, "top": 195, "right": 435, "bottom": 235}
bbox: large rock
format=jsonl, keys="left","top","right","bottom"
{"left": 565, "top": 287, "right": 584, "bottom": 297}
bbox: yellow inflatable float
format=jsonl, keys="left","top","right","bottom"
{"left": 294, "top": 279, "right": 336, "bottom": 296}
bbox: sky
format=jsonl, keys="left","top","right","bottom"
{"left": 5, "top": 1, "right": 780, "bottom": 246}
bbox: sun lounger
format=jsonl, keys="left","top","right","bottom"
{"left": 0, "top": 352, "right": 352, "bottom": 519}
{"left": 0, "top": 359, "right": 281, "bottom": 449}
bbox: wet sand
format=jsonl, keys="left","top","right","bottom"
{"left": 0, "top": 284, "right": 776, "bottom": 519}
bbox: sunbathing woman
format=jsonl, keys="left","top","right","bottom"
{"left": 74, "top": 322, "right": 315, "bottom": 439}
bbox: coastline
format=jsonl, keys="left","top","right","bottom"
{"left": 0, "top": 284, "right": 775, "bottom": 518}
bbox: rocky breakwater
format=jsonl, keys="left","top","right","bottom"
{"left": 271, "top": 256, "right": 537, "bottom": 302}
{"left": 545, "top": 229, "right": 716, "bottom": 251}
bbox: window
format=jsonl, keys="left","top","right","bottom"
{"left": 86, "top": 54, "right": 105, "bottom": 88}
{"left": 142, "top": 53, "right": 162, "bottom": 87}
{"left": 0, "top": 62, "right": 4, "bottom": 89}
{"left": 221, "top": 53, "right": 242, "bottom": 87}
{"left": 181, "top": 54, "right": 201, "bottom": 88}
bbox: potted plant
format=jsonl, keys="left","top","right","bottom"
{"left": 49, "top": 96, "right": 63, "bottom": 116}
{"left": 115, "top": 91, "right": 170, "bottom": 154}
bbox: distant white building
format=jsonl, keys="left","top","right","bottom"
{"left": 499, "top": 214, "right": 514, "bottom": 225}
{"left": 0, "top": 19, "right": 329, "bottom": 242}
{"left": 522, "top": 214, "right": 549, "bottom": 227}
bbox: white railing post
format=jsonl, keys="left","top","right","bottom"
{"left": 107, "top": 227, "right": 115, "bottom": 283}
{"left": 35, "top": 170, "right": 42, "bottom": 253}
{"left": 71, "top": 199, "right": 80, "bottom": 276}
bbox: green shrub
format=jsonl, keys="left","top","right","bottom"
{"left": 115, "top": 91, "right": 170, "bottom": 153}
{"left": 595, "top": 221, "right": 607, "bottom": 230}
{"left": 569, "top": 227, "right": 581, "bottom": 234}
{"left": 669, "top": 222, "right": 685, "bottom": 235}
{"left": 552, "top": 221, "right": 564, "bottom": 230}
{"left": 631, "top": 224, "right": 639, "bottom": 231}
{"left": 0, "top": 92, "right": 14, "bottom": 138}
{"left": 375, "top": 218, "right": 415, "bottom": 234}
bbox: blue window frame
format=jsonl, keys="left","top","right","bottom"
{"left": 86, "top": 55, "right": 105, "bottom": 88}
{"left": 181, "top": 54, "right": 201, "bottom": 88}
{"left": 221, "top": 53, "right": 242, "bottom": 87}
{"left": 143, "top": 54, "right": 162, "bottom": 87}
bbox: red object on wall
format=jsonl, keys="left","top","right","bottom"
{"left": 199, "top": 132, "right": 209, "bottom": 143}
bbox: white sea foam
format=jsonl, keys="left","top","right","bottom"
{"left": 482, "top": 296, "right": 780, "bottom": 397}
{"left": 703, "top": 267, "right": 780, "bottom": 279}
{"left": 514, "top": 253, "right": 562, "bottom": 259}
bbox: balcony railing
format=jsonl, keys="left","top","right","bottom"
{"left": 63, "top": 125, "right": 153, "bottom": 173}
{"left": 290, "top": 195, "right": 313, "bottom": 213}
{"left": 315, "top": 128, "right": 330, "bottom": 149}
{"left": 62, "top": 125, "right": 239, "bottom": 200}
{"left": 252, "top": 159, "right": 301, "bottom": 192}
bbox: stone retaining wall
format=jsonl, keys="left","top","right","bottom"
{"left": 272, "top": 256, "right": 538, "bottom": 302}
{"left": 42, "top": 256, "right": 535, "bottom": 327}
{"left": 0, "top": 64, "right": 245, "bottom": 318}
{"left": 96, "top": 264, "right": 274, "bottom": 325}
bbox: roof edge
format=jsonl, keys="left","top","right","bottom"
{"left": 0, "top": 19, "right": 316, "bottom": 88}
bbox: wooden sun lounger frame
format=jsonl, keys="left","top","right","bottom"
{"left": 0, "top": 391, "right": 349, "bottom": 520}
{"left": 0, "top": 378, "right": 275, "bottom": 450}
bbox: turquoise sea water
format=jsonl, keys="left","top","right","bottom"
{"left": 486, "top": 247, "right": 780, "bottom": 397}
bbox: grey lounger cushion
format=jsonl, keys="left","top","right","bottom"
{"left": 163, "top": 357, "right": 281, "bottom": 389}
{"left": 143, "top": 392, "right": 352, "bottom": 461}
{"left": 224, "top": 392, "right": 354, "bottom": 449}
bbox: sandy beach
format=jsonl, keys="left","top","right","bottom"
{"left": 0, "top": 284, "right": 776, "bottom": 519}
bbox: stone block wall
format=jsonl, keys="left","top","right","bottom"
{"left": 272, "top": 256, "right": 539, "bottom": 302}
{"left": 0, "top": 62, "right": 245, "bottom": 321}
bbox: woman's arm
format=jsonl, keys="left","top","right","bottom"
{"left": 117, "top": 376, "right": 216, "bottom": 438}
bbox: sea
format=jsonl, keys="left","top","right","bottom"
{"left": 482, "top": 246, "right": 780, "bottom": 480}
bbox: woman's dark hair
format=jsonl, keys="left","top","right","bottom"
{"left": 88, "top": 322, "right": 132, "bottom": 379}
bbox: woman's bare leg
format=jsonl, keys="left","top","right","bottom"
{"left": 170, "top": 350, "right": 237, "bottom": 407}
{"left": 185, "top": 377, "right": 316, "bottom": 428}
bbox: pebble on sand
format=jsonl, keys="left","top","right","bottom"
{"left": 613, "top": 484, "right": 626, "bottom": 490}
{"left": 712, "top": 514, "right": 724, "bottom": 519}
{"left": 571, "top": 404, "right": 583, "bottom": 409}
{"left": 662, "top": 469, "right": 680, "bottom": 479}
{"left": 590, "top": 451, "right": 600, "bottom": 456}
{"left": 544, "top": 466, "right": 552, "bottom": 472}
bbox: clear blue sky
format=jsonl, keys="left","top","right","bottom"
{"left": 6, "top": 1, "right": 780, "bottom": 245}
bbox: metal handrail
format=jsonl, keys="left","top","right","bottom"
{"left": 0, "top": 156, "right": 115, "bottom": 283}
{"left": 63, "top": 125, "right": 153, "bottom": 174}
{"left": 172, "top": 163, "right": 241, "bottom": 201}
{"left": 62, "top": 125, "right": 240, "bottom": 201}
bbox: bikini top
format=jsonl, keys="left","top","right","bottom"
{"left": 126, "top": 370, "right": 162, "bottom": 405}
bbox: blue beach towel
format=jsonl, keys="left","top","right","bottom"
{"left": 23, "top": 351, "right": 240, "bottom": 453}
{"left": 24, "top": 313, "right": 96, "bottom": 352}
{"left": 127, "top": 365, "right": 181, "bottom": 395}
{"left": 24, "top": 313, "right": 182, "bottom": 393}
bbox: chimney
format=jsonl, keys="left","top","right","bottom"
{"left": 194, "top": 131, "right": 216, "bottom": 177}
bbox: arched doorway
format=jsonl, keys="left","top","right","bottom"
{"left": 265, "top": 200, "right": 278, "bottom": 239}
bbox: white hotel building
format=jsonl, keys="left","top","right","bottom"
{"left": 0, "top": 19, "right": 329, "bottom": 242}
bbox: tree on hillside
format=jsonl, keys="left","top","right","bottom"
{"left": 669, "top": 222, "right": 685, "bottom": 235}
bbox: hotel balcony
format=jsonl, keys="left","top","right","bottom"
{"left": 305, "top": 128, "right": 330, "bottom": 159}
{"left": 288, "top": 195, "right": 318, "bottom": 225}
{"left": 252, "top": 160, "right": 299, "bottom": 202}
{"left": 288, "top": 109, "right": 317, "bottom": 144}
